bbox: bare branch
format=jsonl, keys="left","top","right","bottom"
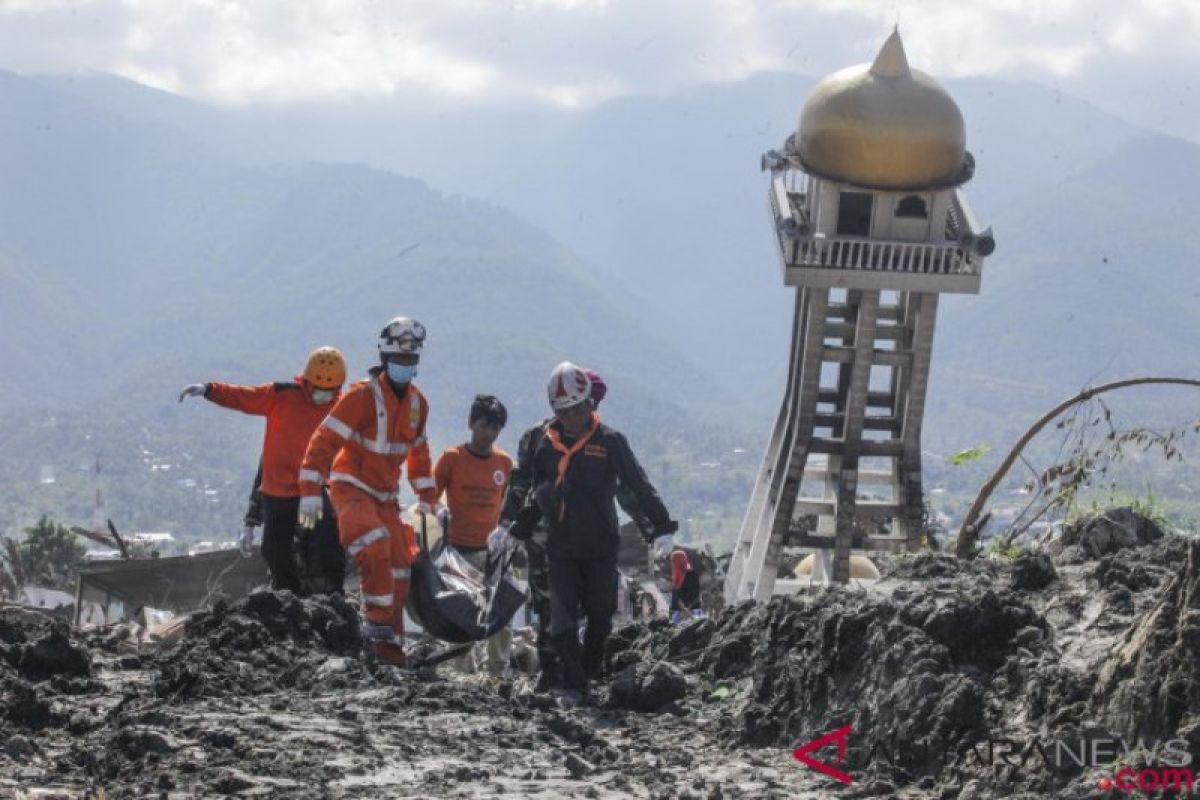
{"left": 956, "top": 377, "right": 1200, "bottom": 558}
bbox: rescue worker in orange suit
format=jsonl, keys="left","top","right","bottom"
{"left": 504, "top": 362, "right": 677, "bottom": 704}
{"left": 433, "top": 394, "right": 514, "bottom": 675}
{"left": 178, "top": 347, "right": 347, "bottom": 594}
{"left": 297, "top": 317, "right": 437, "bottom": 667}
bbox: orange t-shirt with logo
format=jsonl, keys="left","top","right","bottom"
{"left": 433, "top": 445, "right": 514, "bottom": 549}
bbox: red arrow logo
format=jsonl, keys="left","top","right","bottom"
{"left": 793, "top": 725, "right": 854, "bottom": 784}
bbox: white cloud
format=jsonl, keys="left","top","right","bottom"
{"left": 0, "top": 0, "right": 1198, "bottom": 110}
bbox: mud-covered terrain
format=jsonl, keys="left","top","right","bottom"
{"left": 3, "top": 508, "right": 1199, "bottom": 799}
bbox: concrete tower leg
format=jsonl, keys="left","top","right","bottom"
{"left": 894, "top": 292, "right": 939, "bottom": 549}
{"left": 726, "top": 288, "right": 829, "bottom": 602}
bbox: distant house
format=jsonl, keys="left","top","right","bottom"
{"left": 84, "top": 544, "right": 121, "bottom": 561}
{"left": 129, "top": 532, "right": 175, "bottom": 544}
{"left": 19, "top": 585, "right": 106, "bottom": 624}
{"left": 20, "top": 585, "right": 73, "bottom": 609}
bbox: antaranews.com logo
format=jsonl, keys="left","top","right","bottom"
{"left": 792, "top": 726, "right": 1197, "bottom": 795}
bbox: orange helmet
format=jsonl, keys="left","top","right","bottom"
{"left": 304, "top": 347, "right": 346, "bottom": 390}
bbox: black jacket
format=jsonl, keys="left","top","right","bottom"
{"left": 500, "top": 419, "right": 656, "bottom": 537}
{"left": 522, "top": 419, "right": 675, "bottom": 560}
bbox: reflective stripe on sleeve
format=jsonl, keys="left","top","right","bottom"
{"left": 298, "top": 469, "right": 322, "bottom": 485}
{"left": 322, "top": 416, "right": 355, "bottom": 439}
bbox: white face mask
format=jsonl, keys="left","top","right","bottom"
{"left": 311, "top": 389, "right": 335, "bottom": 405}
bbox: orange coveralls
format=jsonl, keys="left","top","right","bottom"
{"left": 299, "top": 371, "right": 437, "bottom": 656}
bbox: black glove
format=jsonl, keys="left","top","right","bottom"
{"left": 641, "top": 520, "right": 679, "bottom": 544}
{"left": 509, "top": 504, "right": 542, "bottom": 541}
{"left": 533, "top": 481, "right": 559, "bottom": 515}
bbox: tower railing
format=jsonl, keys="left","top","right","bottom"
{"left": 787, "top": 233, "right": 976, "bottom": 276}
{"left": 768, "top": 174, "right": 984, "bottom": 279}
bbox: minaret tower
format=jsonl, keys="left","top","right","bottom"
{"left": 725, "top": 30, "right": 995, "bottom": 600}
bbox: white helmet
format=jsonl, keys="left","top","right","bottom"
{"left": 378, "top": 316, "right": 426, "bottom": 355}
{"left": 547, "top": 361, "right": 592, "bottom": 411}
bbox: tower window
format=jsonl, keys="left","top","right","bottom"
{"left": 836, "top": 192, "right": 873, "bottom": 236}
{"left": 896, "top": 195, "right": 928, "bottom": 219}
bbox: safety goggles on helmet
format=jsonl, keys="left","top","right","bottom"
{"left": 378, "top": 317, "right": 426, "bottom": 355}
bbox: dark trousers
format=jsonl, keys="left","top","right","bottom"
{"left": 261, "top": 493, "right": 342, "bottom": 595}
{"left": 672, "top": 570, "right": 702, "bottom": 612}
{"left": 525, "top": 531, "right": 558, "bottom": 685}
{"left": 548, "top": 555, "right": 618, "bottom": 692}
{"left": 297, "top": 503, "right": 346, "bottom": 596}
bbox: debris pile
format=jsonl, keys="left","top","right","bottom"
{"left": 1093, "top": 538, "right": 1200, "bottom": 754}
{"left": 154, "top": 588, "right": 363, "bottom": 699}
{"left": 611, "top": 581, "right": 1045, "bottom": 773}
{"left": 0, "top": 607, "right": 93, "bottom": 733}
{"left": 2, "top": 508, "right": 1199, "bottom": 798}
{"left": 605, "top": 521, "right": 1200, "bottom": 796}
{"left": 1058, "top": 505, "right": 1166, "bottom": 559}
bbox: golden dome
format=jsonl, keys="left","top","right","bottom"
{"left": 793, "top": 29, "right": 969, "bottom": 190}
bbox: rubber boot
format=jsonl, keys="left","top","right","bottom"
{"left": 553, "top": 631, "right": 588, "bottom": 695}
{"left": 363, "top": 620, "right": 406, "bottom": 667}
{"left": 582, "top": 622, "right": 610, "bottom": 680}
{"left": 372, "top": 639, "right": 407, "bottom": 667}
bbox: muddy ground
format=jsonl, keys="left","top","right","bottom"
{"left": 3, "top": 507, "right": 1199, "bottom": 799}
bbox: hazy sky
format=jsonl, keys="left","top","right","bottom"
{"left": 1, "top": 0, "right": 1196, "bottom": 135}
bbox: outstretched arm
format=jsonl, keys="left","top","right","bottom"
{"left": 609, "top": 432, "right": 676, "bottom": 538}
{"left": 205, "top": 382, "right": 278, "bottom": 416}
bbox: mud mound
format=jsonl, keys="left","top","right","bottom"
{"left": 1092, "top": 539, "right": 1200, "bottom": 755}
{"left": 1060, "top": 506, "right": 1165, "bottom": 559}
{"left": 605, "top": 661, "right": 688, "bottom": 712}
{"left": 610, "top": 578, "right": 1047, "bottom": 779}
{"left": 0, "top": 608, "right": 93, "bottom": 733}
{"left": 1093, "top": 556, "right": 1162, "bottom": 593}
{"left": 705, "top": 590, "right": 1042, "bottom": 767}
{"left": 1011, "top": 552, "right": 1057, "bottom": 590}
{"left": 154, "top": 589, "right": 363, "bottom": 699}
{"left": 880, "top": 552, "right": 1002, "bottom": 583}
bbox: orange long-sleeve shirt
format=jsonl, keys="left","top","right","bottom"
{"left": 206, "top": 378, "right": 336, "bottom": 497}
{"left": 434, "top": 445, "right": 513, "bottom": 549}
{"left": 299, "top": 372, "right": 436, "bottom": 506}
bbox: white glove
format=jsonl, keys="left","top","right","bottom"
{"left": 487, "top": 524, "right": 512, "bottom": 554}
{"left": 652, "top": 533, "right": 676, "bottom": 559}
{"left": 414, "top": 502, "right": 440, "bottom": 517}
{"left": 239, "top": 525, "right": 256, "bottom": 556}
{"left": 435, "top": 505, "right": 450, "bottom": 530}
{"left": 298, "top": 495, "right": 323, "bottom": 529}
{"left": 178, "top": 383, "right": 207, "bottom": 402}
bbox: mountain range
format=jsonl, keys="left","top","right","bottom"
{"left": 3, "top": 65, "right": 1199, "bottom": 540}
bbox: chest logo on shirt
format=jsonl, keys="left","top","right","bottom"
{"left": 584, "top": 444, "right": 607, "bottom": 458}
{"left": 493, "top": 469, "right": 506, "bottom": 486}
